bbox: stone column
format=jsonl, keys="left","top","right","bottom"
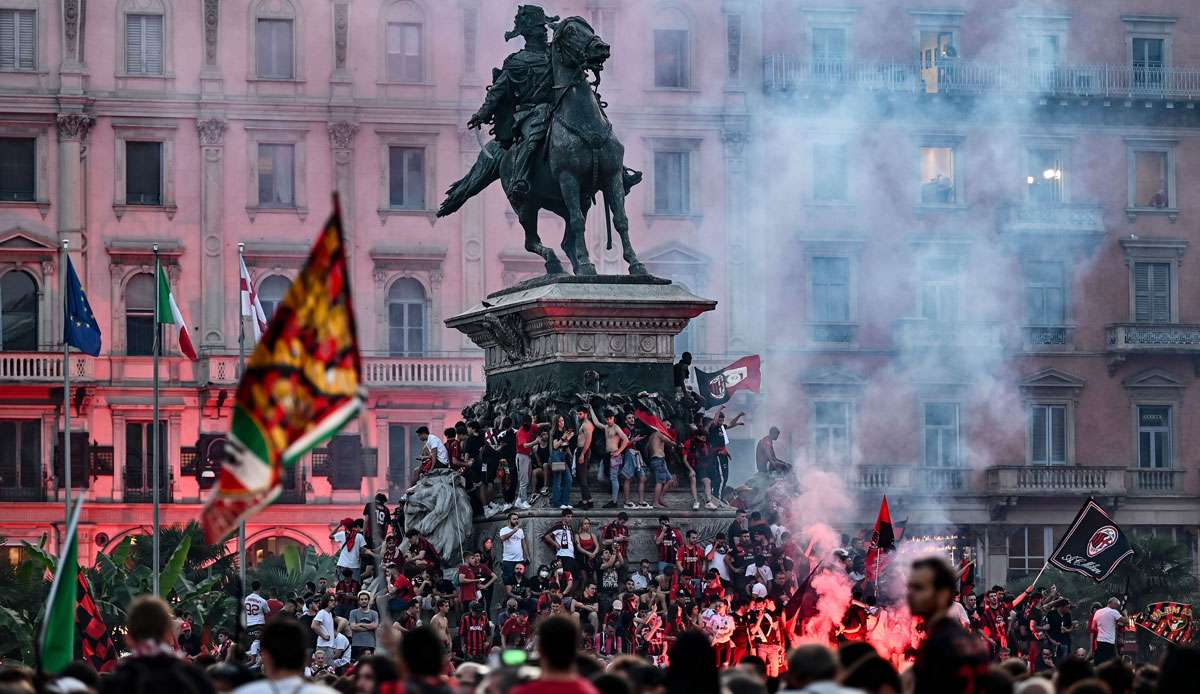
{"left": 55, "top": 114, "right": 93, "bottom": 252}
{"left": 197, "top": 118, "right": 227, "bottom": 347}
{"left": 721, "top": 130, "right": 752, "bottom": 352}
{"left": 201, "top": 0, "right": 223, "bottom": 98}
{"left": 458, "top": 129, "right": 486, "bottom": 350}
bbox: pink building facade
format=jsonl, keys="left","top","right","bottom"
{"left": 2, "top": 0, "right": 1200, "bottom": 589}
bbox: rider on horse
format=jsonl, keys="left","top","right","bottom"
{"left": 467, "top": 5, "right": 557, "bottom": 204}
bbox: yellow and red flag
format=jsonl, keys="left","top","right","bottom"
{"left": 202, "top": 198, "right": 365, "bottom": 542}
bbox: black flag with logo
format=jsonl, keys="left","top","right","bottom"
{"left": 1047, "top": 498, "right": 1134, "bottom": 582}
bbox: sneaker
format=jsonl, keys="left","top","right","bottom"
{"left": 624, "top": 501, "right": 638, "bottom": 509}
{"left": 540, "top": 487, "right": 550, "bottom": 496}
{"left": 692, "top": 501, "right": 700, "bottom": 510}
{"left": 579, "top": 500, "right": 594, "bottom": 509}
{"left": 563, "top": 504, "right": 574, "bottom": 510}
{"left": 515, "top": 499, "right": 531, "bottom": 510}
{"left": 705, "top": 500, "right": 719, "bottom": 510}
{"left": 603, "top": 501, "right": 619, "bottom": 509}
{"left": 639, "top": 501, "right": 653, "bottom": 509}
{"left": 560, "top": 505, "right": 570, "bottom": 510}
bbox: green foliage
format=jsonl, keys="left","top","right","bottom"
{"left": 0, "top": 545, "right": 52, "bottom": 664}
{"left": 248, "top": 545, "right": 338, "bottom": 599}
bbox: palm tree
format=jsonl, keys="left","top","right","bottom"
{"left": 247, "top": 545, "right": 338, "bottom": 599}
{"left": 0, "top": 535, "right": 51, "bottom": 663}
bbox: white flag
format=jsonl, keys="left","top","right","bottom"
{"left": 239, "top": 256, "right": 267, "bottom": 343}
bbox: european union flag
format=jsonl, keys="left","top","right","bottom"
{"left": 64, "top": 257, "right": 101, "bottom": 356}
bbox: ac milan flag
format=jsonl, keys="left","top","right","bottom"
{"left": 76, "top": 572, "right": 118, "bottom": 672}
{"left": 201, "top": 197, "right": 365, "bottom": 542}
{"left": 864, "top": 496, "right": 896, "bottom": 583}
{"left": 1047, "top": 498, "right": 1134, "bottom": 582}
{"left": 1136, "top": 602, "right": 1193, "bottom": 644}
{"left": 634, "top": 409, "right": 676, "bottom": 444}
{"left": 694, "top": 355, "right": 762, "bottom": 408}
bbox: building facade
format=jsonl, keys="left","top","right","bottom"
{"left": 2, "top": 0, "right": 1199, "bottom": 589}
{"left": 0, "top": 0, "right": 751, "bottom": 566}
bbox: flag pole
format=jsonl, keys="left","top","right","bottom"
{"left": 60, "top": 240, "right": 71, "bottom": 527}
{"left": 152, "top": 244, "right": 161, "bottom": 597}
{"left": 236, "top": 243, "right": 247, "bottom": 592}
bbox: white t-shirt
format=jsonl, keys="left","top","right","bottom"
{"left": 313, "top": 609, "right": 336, "bottom": 648}
{"left": 631, "top": 572, "right": 651, "bottom": 591}
{"left": 1094, "top": 606, "right": 1122, "bottom": 644}
{"left": 706, "top": 544, "right": 731, "bottom": 581}
{"left": 549, "top": 526, "right": 575, "bottom": 558}
{"left": 424, "top": 434, "right": 449, "bottom": 465}
{"left": 501, "top": 527, "right": 526, "bottom": 561}
{"left": 333, "top": 530, "right": 368, "bottom": 569}
{"left": 745, "top": 562, "right": 773, "bottom": 584}
{"left": 330, "top": 632, "right": 351, "bottom": 667}
{"left": 948, "top": 601, "right": 971, "bottom": 629}
{"left": 242, "top": 592, "right": 269, "bottom": 627}
{"left": 236, "top": 677, "right": 337, "bottom": 694}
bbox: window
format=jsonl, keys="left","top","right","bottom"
{"left": 811, "top": 27, "right": 846, "bottom": 63}
{"left": 388, "top": 424, "right": 423, "bottom": 492}
{"left": 389, "top": 146, "right": 425, "bottom": 209}
{"left": 1030, "top": 404, "right": 1066, "bottom": 465}
{"left": 812, "top": 144, "right": 848, "bottom": 201}
{"left": 386, "top": 22, "right": 422, "bottom": 82}
{"left": 0, "top": 270, "right": 36, "bottom": 351}
{"left": 1027, "top": 34, "right": 1061, "bottom": 65}
{"left": 125, "top": 273, "right": 156, "bottom": 356}
{"left": 654, "top": 151, "right": 689, "bottom": 214}
{"left": 329, "top": 434, "right": 362, "bottom": 490}
{"left": 1007, "top": 526, "right": 1052, "bottom": 578}
{"left": 653, "top": 29, "right": 688, "bottom": 87}
{"left": 125, "top": 14, "right": 163, "bottom": 75}
{"left": 1133, "top": 150, "right": 1170, "bottom": 208}
{"left": 919, "top": 30, "right": 957, "bottom": 67}
{"left": 1024, "top": 261, "right": 1065, "bottom": 325}
{"left": 1133, "top": 261, "right": 1171, "bottom": 323}
{"left": 810, "top": 257, "right": 850, "bottom": 322}
{"left": 1025, "top": 148, "right": 1063, "bottom": 203}
{"left": 257, "top": 144, "right": 295, "bottom": 207}
{"left": 0, "top": 138, "right": 34, "bottom": 201}
{"left": 811, "top": 401, "right": 850, "bottom": 467}
{"left": 255, "top": 18, "right": 294, "bottom": 79}
{"left": 0, "top": 9, "right": 35, "bottom": 71}
{"left": 0, "top": 420, "right": 40, "bottom": 494}
{"left": 387, "top": 279, "right": 426, "bottom": 356}
{"left": 258, "top": 275, "right": 290, "bottom": 320}
{"left": 922, "top": 402, "right": 960, "bottom": 467}
{"left": 1132, "top": 37, "right": 1164, "bottom": 85}
{"left": 919, "top": 257, "right": 959, "bottom": 323}
{"left": 1138, "top": 405, "right": 1171, "bottom": 468}
{"left": 125, "top": 141, "right": 162, "bottom": 205}
{"left": 124, "top": 420, "right": 168, "bottom": 500}
{"left": 919, "top": 147, "right": 956, "bottom": 204}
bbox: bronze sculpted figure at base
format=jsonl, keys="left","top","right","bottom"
{"left": 437, "top": 5, "right": 647, "bottom": 277}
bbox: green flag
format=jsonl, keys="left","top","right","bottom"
{"left": 40, "top": 499, "right": 82, "bottom": 674}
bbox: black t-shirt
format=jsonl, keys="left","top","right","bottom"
{"left": 912, "top": 616, "right": 990, "bottom": 694}
{"left": 1047, "top": 610, "right": 1072, "bottom": 644}
{"left": 465, "top": 434, "right": 485, "bottom": 469}
{"left": 673, "top": 360, "right": 690, "bottom": 388}
{"left": 299, "top": 613, "right": 318, "bottom": 650}
{"left": 505, "top": 573, "right": 532, "bottom": 600}
{"left": 498, "top": 429, "right": 517, "bottom": 463}
{"left": 363, "top": 502, "right": 390, "bottom": 539}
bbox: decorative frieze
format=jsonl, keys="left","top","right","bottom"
{"left": 327, "top": 121, "right": 358, "bottom": 150}
{"left": 56, "top": 114, "right": 94, "bottom": 143}
{"left": 196, "top": 118, "right": 226, "bottom": 147}
{"left": 204, "top": 0, "right": 220, "bottom": 65}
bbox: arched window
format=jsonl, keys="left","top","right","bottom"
{"left": 125, "top": 273, "right": 156, "bottom": 356}
{"left": 383, "top": 1, "right": 425, "bottom": 83}
{"left": 387, "top": 279, "right": 426, "bottom": 356}
{"left": 258, "top": 275, "right": 291, "bottom": 320}
{"left": 0, "top": 270, "right": 37, "bottom": 351}
{"left": 247, "top": 536, "right": 302, "bottom": 567}
{"left": 653, "top": 9, "right": 690, "bottom": 88}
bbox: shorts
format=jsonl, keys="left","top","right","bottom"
{"left": 650, "top": 457, "right": 671, "bottom": 483}
{"left": 702, "top": 455, "right": 721, "bottom": 482}
{"left": 620, "top": 450, "right": 645, "bottom": 479}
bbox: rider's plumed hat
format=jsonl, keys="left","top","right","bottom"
{"left": 505, "top": 5, "right": 559, "bottom": 41}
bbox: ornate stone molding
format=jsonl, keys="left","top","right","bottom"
{"left": 333, "top": 4, "right": 349, "bottom": 70}
{"left": 720, "top": 129, "right": 749, "bottom": 156}
{"left": 327, "top": 121, "right": 358, "bottom": 150}
{"left": 204, "top": 0, "right": 220, "bottom": 65}
{"left": 196, "top": 118, "right": 227, "bottom": 147}
{"left": 63, "top": 0, "right": 81, "bottom": 61}
{"left": 56, "top": 114, "right": 94, "bottom": 143}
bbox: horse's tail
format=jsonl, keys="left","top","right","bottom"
{"left": 436, "top": 140, "right": 504, "bottom": 218}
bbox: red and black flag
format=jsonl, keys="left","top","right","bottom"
{"left": 75, "top": 573, "right": 118, "bottom": 673}
{"left": 1047, "top": 498, "right": 1134, "bottom": 582}
{"left": 1135, "top": 602, "right": 1193, "bottom": 644}
{"left": 694, "top": 355, "right": 761, "bottom": 408}
{"left": 864, "top": 496, "right": 895, "bottom": 583}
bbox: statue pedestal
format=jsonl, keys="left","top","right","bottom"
{"left": 446, "top": 275, "right": 716, "bottom": 401}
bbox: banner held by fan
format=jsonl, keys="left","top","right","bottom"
{"left": 202, "top": 196, "right": 365, "bottom": 542}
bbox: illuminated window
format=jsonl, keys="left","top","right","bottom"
{"left": 919, "top": 147, "right": 956, "bottom": 204}
{"left": 1025, "top": 148, "right": 1063, "bottom": 203}
{"left": 1132, "top": 150, "right": 1171, "bottom": 208}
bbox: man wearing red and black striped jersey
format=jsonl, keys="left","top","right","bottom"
{"left": 601, "top": 513, "right": 631, "bottom": 563}
{"left": 680, "top": 530, "right": 706, "bottom": 582}
{"left": 457, "top": 601, "right": 492, "bottom": 662}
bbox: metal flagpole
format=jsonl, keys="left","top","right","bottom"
{"left": 152, "top": 244, "right": 161, "bottom": 597}
{"left": 61, "top": 240, "right": 71, "bottom": 528}
{"left": 237, "top": 243, "right": 247, "bottom": 591}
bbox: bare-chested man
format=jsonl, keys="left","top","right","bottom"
{"left": 588, "top": 405, "right": 629, "bottom": 508}
{"left": 646, "top": 428, "right": 677, "bottom": 508}
{"left": 574, "top": 405, "right": 595, "bottom": 509}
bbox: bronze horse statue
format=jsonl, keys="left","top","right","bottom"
{"left": 437, "top": 16, "right": 646, "bottom": 277}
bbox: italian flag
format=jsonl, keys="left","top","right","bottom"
{"left": 158, "top": 265, "right": 197, "bottom": 360}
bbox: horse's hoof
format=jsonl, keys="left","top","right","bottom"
{"left": 576, "top": 264, "right": 598, "bottom": 276}
{"left": 629, "top": 263, "right": 649, "bottom": 276}
{"left": 546, "top": 263, "right": 565, "bottom": 275}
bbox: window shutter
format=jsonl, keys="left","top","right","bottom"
{"left": 329, "top": 434, "right": 363, "bottom": 490}
{"left": 1151, "top": 263, "right": 1170, "bottom": 322}
{"left": 0, "top": 11, "right": 16, "bottom": 70}
{"left": 16, "top": 9, "right": 33, "bottom": 69}
{"left": 125, "top": 15, "right": 143, "bottom": 73}
{"left": 1030, "top": 406, "right": 1047, "bottom": 463}
{"left": 144, "top": 15, "right": 163, "bottom": 75}
{"left": 1050, "top": 406, "right": 1066, "bottom": 463}
{"left": 54, "top": 431, "right": 89, "bottom": 489}
{"left": 1134, "top": 263, "right": 1151, "bottom": 321}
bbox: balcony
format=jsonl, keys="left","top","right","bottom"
{"left": 842, "top": 466, "right": 967, "bottom": 494}
{"left": 0, "top": 353, "right": 92, "bottom": 382}
{"left": 362, "top": 354, "right": 483, "bottom": 387}
{"left": 1001, "top": 204, "right": 1105, "bottom": 246}
{"left": 0, "top": 486, "right": 48, "bottom": 502}
{"left": 1107, "top": 324, "right": 1200, "bottom": 355}
{"left": 894, "top": 319, "right": 1002, "bottom": 351}
{"left": 764, "top": 58, "right": 1200, "bottom": 101}
{"left": 986, "top": 466, "right": 1125, "bottom": 496}
{"left": 1126, "top": 468, "right": 1186, "bottom": 495}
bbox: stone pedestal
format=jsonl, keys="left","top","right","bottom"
{"left": 446, "top": 275, "right": 716, "bottom": 401}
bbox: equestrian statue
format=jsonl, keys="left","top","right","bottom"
{"left": 436, "top": 5, "right": 647, "bottom": 277}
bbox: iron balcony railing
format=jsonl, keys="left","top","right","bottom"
{"left": 764, "top": 57, "right": 1200, "bottom": 100}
